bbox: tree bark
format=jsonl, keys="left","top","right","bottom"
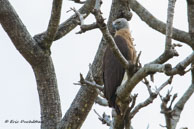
{"left": 58, "top": 0, "right": 133, "bottom": 128}
{"left": 0, "top": 1, "right": 62, "bottom": 129}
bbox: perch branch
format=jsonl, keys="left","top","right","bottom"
{"left": 92, "top": 9, "right": 130, "bottom": 69}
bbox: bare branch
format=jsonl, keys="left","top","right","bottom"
{"left": 0, "top": 0, "right": 43, "bottom": 66}
{"left": 34, "top": 0, "right": 96, "bottom": 41}
{"left": 95, "top": 97, "right": 108, "bottom": 106}
{"left": 128, "top": 0, "right": 192, "bottom": 47}
{"left": 166, "top": 51, "right": 194, "bottom": 75}
{"left": 40, "top": 0, "right": 63, "bottom": 50}
{"left": 170, "top": 84, "right": 194, "bottom": 128}
{"left": 76, "top": 23, "right": 98, "bottom": 34}
{"left": 156, "top": 76, "right": 173, "bottom": 94}
{"left": 74, "top": 73, "right": 104, "bottom": 91}
{"left": 70, "top": 7, "right": 85, "bottom": 26}
{"left": 165, "top": 0, "right": 176, "bottom": 51}
{"left": 94, "top": 109, "right": 112, "bottom": 126}
{"left": 126, "top": 77, "right": 172, "bottom": 122}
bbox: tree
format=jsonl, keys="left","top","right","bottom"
{"left": 0, "top": 0, "right": 194, "bottom": 129}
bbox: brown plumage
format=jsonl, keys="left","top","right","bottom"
{"left": 103, "top": 18, "right": 136, "bottom": 114}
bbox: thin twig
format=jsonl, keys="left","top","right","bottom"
{"left": 74, "top": 73, "right": 104, "bottom": 91}
{"left": 156, "top": 76, "right": 173, "bottom": 94}
{"left": 128, "top": 76, "right": 173, "bottom": 121}
{"left": 93, "top": 109, "right": 112, "bottom": 126}
{"left": 70, "top": 7, "right": 85, "bottom": 26}
{"left": 76, "top": 23, "right": 98, "bottom": 34}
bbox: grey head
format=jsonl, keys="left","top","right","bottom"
{"left": 112, "top": 18, "right": 129, "bottom": 31}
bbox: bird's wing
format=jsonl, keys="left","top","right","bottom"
{"left": 103, "top": 35, "right": 131, "bottom": 108}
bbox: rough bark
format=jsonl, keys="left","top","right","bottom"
{"left": 187, "top": 0, "right": 194, "bottom": 83}
{"left": 2, "top": 0, "right": 194, "bottom": 129}
{"left": 0, "top": 0, "right": 62, "bottom": 129}
{"left": 58, "top": 0, "right": 133, "bottom": 128}
{"left": 33, "top": 57, "right": 62, "bottom": 129}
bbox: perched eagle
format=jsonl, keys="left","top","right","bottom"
{"left": 103, "top": 18, "right": 136, "bottom": 114}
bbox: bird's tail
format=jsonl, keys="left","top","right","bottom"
{"left": 110, "top": 95, "right": 120, "bottom": 115}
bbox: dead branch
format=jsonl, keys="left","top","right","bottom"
{"left": 165, "top": 51, "right": 194, "bottom": 75}
{"left": 76, "top": 23, "right": 98, "bottom": 34}
{"left": 93, "top": 109, "right": 112, "bottom": 126}
{"left": 95, "top": 97, "right": 108, "bottom": 106}
{"left": 66, "top": 7, "right": 98, "bottom": 34}
{"left": 34, "top": 0, "right": 96, "bottom": 41}
{"left": 121, "top": 76, "right": 172, "bottom": 128}
{"left": 74, "top": 73, "right": 104, "bottom": 91}
{"left": 70, "top": 7, "right": 85, "bottom": 26}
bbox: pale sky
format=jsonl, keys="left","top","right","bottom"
{"left": 0, "top": 0, "right": 194, "bottom": 129}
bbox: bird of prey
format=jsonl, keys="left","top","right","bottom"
{"left": 103, "top": 18, "right": 136, "bottom": 114}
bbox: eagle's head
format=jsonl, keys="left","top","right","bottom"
{"left": 112, "top": 18, "right": 129, "bottom": 31}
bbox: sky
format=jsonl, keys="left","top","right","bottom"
{"left": 0, "top": 0, "right": 194, "bottom": 129}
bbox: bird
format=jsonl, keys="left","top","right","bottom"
{"left": 103, "top": 18, "right": 137, "bottom": 114}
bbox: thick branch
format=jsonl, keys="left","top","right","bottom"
{"left": 0, "top": 1, "right": 62, "bottom": 128}
{"left": 41, "top": 0, "right": 63, "bottom": 49}
{"left": 128, "top": 0, "right": 192, "bottom": 47}
{"left": 0, "top": 0, "right": 43, "bottom": 66}
{"left": 171, "top": 84, "right": 194, "bottom": 129}
{"left": 187, "top": 0, "right": 194, "bottom": 83}
{"left": 117, "top": 50, "right": 194, "bottom": 101}
{"left": 33, "top": 57, "right": 62, "bottom": 129}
